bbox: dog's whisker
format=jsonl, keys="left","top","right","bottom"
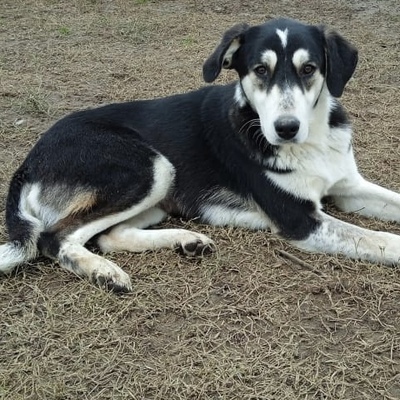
{"left": 239, "top": 118, "right": 261, "bottom": 135}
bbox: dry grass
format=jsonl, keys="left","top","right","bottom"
{"left": 0, "top": 0, "right": 399, "bottom": 399}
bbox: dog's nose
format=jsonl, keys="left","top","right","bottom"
{"left": 274, "top": 117, "right": 300, "bottom": 140}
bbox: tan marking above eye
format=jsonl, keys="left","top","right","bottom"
{"left": 292, "top": 49, "right": 311, "bottom": 69}
{"left": 260, "top": 49, "right": 278, "bottom": 73}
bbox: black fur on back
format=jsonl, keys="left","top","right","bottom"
{"left": 6, "top": 82, "right": 320, "bottom": 242}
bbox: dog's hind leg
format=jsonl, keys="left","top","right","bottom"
{"left": 97, "top": 207, "right": 215, "bottom": 256}
{"left": 57, "top": 242, "right": 133, "bottom": 292}
{"left": 37, "top": 154, "right": 176, "bottom": 292}
{"left": 0, "top": 152, "right": 175, "bottom": 291}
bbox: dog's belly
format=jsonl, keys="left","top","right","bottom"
{"left": 200, "top": 203, "right": 272, "bottom": 230}
{"left": 161, "top": 186, "right": 272, "bottom": 230}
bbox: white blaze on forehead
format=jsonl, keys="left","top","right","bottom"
{"left": 276, "top": 28, "right": 289, "bottom": 48}
{"left": 260, "top": 49, "right": 278, "bottom": 72}
{"left": 292, "top": 48, "right": 310, "bottom": 69}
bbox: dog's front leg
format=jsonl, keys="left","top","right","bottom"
{"left": 292, "top": 212, "right": 400, "bottom": 266}
{"left": 330, "top": 176, "right": 400, "bottom": 223}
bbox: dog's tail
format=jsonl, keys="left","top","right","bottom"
{"left": 0, "top": 171, "right": 41, "bottom": 273}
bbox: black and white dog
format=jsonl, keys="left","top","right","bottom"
{"left": 1, "top": 18, "right": 400, "bottom": 291}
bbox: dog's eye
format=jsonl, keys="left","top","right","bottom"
{"left": 254, "top": 65, "right": 268, "bottom": 76}
{"left": 301, "top": 64, "right": 316, "bottom": 76}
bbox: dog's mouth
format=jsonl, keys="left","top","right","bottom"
{"left": 271, "top": 136, "right": 301, "bottom": 145}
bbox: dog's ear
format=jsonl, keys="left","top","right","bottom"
{"left": 203, "top": 23, "right": 250, "bottom": 83}
{"left": 322, "top": 28, "right": 358, "bottom": 97}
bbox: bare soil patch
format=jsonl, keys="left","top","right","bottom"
{"left": 0, "top": 0, "right": 399, "bottom": 399}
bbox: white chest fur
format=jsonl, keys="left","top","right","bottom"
{"left": 265, "top": 124, "right": 357, "bottom": 207}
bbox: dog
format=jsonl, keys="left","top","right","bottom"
{"left": 1, "top": 18, "right": 399, "bottom": 292}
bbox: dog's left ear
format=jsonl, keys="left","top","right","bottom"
{"left": 203, "top": 23, "right": 250, "bottom": 83}
{"left": 322, "top": 28, "right": 358, "bottom": 97}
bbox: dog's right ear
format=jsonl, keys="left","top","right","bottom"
{"left": 321, "top": 28, "right": 358, "bottom": 98}
{"left": 203, "top": 23, "right": 249, "bottom": 83}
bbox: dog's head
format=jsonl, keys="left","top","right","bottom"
{"left": 203, "top": 19, "right": 358, "bottom": 145}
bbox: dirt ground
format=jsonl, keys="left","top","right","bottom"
{"left": 0, "top": 0, "right": 399, "bottom": 399}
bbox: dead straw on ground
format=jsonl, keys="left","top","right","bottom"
{"left": 0, "top": 1, "right": 399, "bottom": 399}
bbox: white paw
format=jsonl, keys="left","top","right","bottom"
{"left": 91, "top": 258, "right": 132, "bottom": 293}
{"left": 177, "top": 231, "right": 216, "bottom": 256}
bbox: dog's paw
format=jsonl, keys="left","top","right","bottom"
{"left": 177, "top": 232, "right": 216, "bottom": 256}
{"left": 91, "top": 260, "right": 132, "bottom": 293}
